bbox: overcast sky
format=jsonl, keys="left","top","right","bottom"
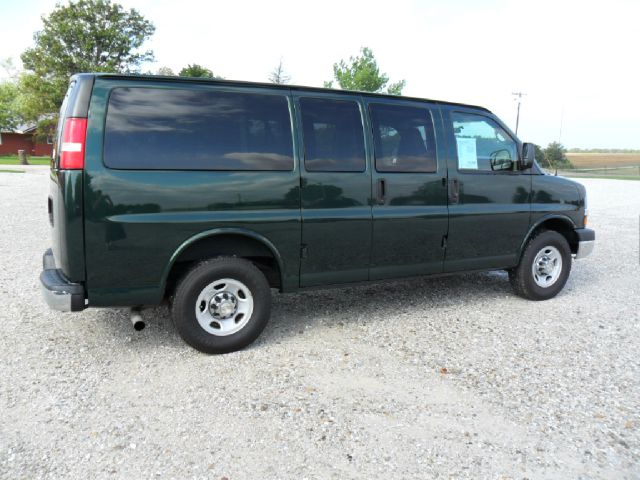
{"left": 3, "top": 0, "right": 639, "bottom": 148}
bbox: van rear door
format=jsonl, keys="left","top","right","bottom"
{"left": 48, "top": 74, "right": 94, "bottom": 282}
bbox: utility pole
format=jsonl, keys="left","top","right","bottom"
{"left": 512, "top": 92, "right": 526, "bottom": 135}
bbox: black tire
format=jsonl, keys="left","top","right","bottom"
{"left": 509, "top": 230, "right": 572, "bottom": 301}
{"left": 172, "top": 257, "right": 271, "bottom": 354}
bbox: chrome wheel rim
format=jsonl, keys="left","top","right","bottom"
{"left": 531, "top": 246, "right": 563, "bottom": 288}
{"left": 195, "top": 278, "right": 253, "bottom": 336}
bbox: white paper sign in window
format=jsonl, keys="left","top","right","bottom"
{"left": 456, "top": 137, "right": 478, "bottom": 169}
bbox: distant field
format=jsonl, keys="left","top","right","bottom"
{"left": 566, "top": 153, "right": 640, "bottom": 168}
{"left": 0, "top": 156, "right": 50, "bottom": 165}
{"left": 558, "top": 153, "right": 640, "bottom": 180}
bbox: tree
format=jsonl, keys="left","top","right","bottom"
{"left": 544, "top": 141, "right": 573, "bottom": 169}
{"left": 19, "top": 0, "right": 155, "bottom": 123}
{"left": 534, "top": 144, "right": 547, "bottom": 167}
{"left": 178, "top": 64, "right": 221, "bottom": 79}
{"left": 156, "top": 66, "right": 175, "bottom": 76}
{"left": 324, "top": 47, "right": 406, "bottom": 95}
{"left": 1, "top": 58, "right": 19, "bottom": 80}
{"left": 0, "top": 81, "right": 23, "bottom": 131}
{"left": 269, "top": 58, "right": 291, "bottom": 84}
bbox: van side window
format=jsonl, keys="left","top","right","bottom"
{"left": 300, "top": 97, "right": 366, "bottom": 172}
{"left": 452, "top": 112, "right": 518, "bottom": 172}
{"left": 104, "top": 88, "right": 294, "bottom": 171}
{"left": 370, "top": 104, "right": 437, "bottom": 173}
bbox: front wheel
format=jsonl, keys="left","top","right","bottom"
{"left": 172, "top": 257, "right": 271, "bottom": 354}
{"left": 509, "top": 230, "right": 572, "bottom": 301}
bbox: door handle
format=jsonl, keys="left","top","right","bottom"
{"left": 376, "top": 178, "right": 386, "bottom": 205}
{"left": 450, "top": 178, "right": 460, "bottom": 204}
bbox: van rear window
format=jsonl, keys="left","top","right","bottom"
{"left": 104, "top": 87, "right": 294, "bottom": 171}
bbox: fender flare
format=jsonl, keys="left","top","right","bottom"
{"left": 518, "top": 214, "right": 577, "bottom": 257}
{"left": 160, "top": 227, "right": 285, "bottom": 293}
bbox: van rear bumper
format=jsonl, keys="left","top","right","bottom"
{"left": 574, "top": 228, "right": 595, "bottom": 259}
{"left": 40, "top": 248, "right": 86, "bottom": 312}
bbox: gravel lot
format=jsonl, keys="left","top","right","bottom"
{"left": 1, "top": 166, "right": 638, "bottom": 479}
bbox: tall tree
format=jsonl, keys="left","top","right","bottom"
{"left": 324, "top": 47, "right": 405, "bottom": 95}
{"left": 19, "top": 0, "right": 155, "bottom": 123}
{"left": 178, "top": 64, "right": 222, "bottom": 79}
{"left": 268, "top": 58, "right": 291, "bottom": 84}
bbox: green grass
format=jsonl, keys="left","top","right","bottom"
{"left": 0, "top": 155, "right": 50, "bottom": 165}
{"left": 0, "top": 169, "right": 25, "bottom": 173}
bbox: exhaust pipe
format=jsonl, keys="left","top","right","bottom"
{"left": 130, "top": 308, "right": 146, "bottom": 331}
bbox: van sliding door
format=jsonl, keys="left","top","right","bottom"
{"left": 367, "top": 100, "right": 449, "bottom": 279}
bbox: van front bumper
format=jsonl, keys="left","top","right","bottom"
{"left": 40, "top": 248, "right": 86, "bottom": 312}
{"left": 574, "top": 228, "right": 595, "bottom": 259}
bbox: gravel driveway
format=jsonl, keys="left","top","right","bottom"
{"left": 1, "top": 167, "right": 638, "bottom": 479}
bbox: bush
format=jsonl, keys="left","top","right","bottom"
{"left": 543, "top": 142, "right": 573, "bottom": 169}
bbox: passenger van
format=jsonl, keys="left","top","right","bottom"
{"left": 41, "top": 74, "right": 594, "bottom": 353}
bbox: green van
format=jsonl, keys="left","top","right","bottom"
{"left": 40, "top": 73, "right": 595, "bottom": 353}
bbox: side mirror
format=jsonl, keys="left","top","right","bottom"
{"left": 490, "top": 149, "right": 514, "bottom": 171}
{"left": 521, "top": 143, "right": 535, "bottom": 170}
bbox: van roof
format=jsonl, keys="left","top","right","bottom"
{"left": 80, "top": 73, "right": 492, "bottom": 113}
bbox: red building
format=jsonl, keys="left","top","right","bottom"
{"left": 0, "top": 126, "right": 53, "bottom": 157}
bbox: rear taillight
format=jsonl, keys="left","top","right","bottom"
{"left": 59, "top": 118, "right": 87, "bottom": 169}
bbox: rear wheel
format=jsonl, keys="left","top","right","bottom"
{"left": 509, "top": 230, "right": 572, "bottom": 300}
{"left": 172, "top": 257, "right": 271, "bottom": 354}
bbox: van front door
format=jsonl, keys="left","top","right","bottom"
{"left": 444, "top": 109, "right": 531, "bottom": 272}
{"left": 366, "top": 100, "right": 449, "bottom": 279}
{"left": 295, "top": 94, "right": 372, "bottom": 287}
